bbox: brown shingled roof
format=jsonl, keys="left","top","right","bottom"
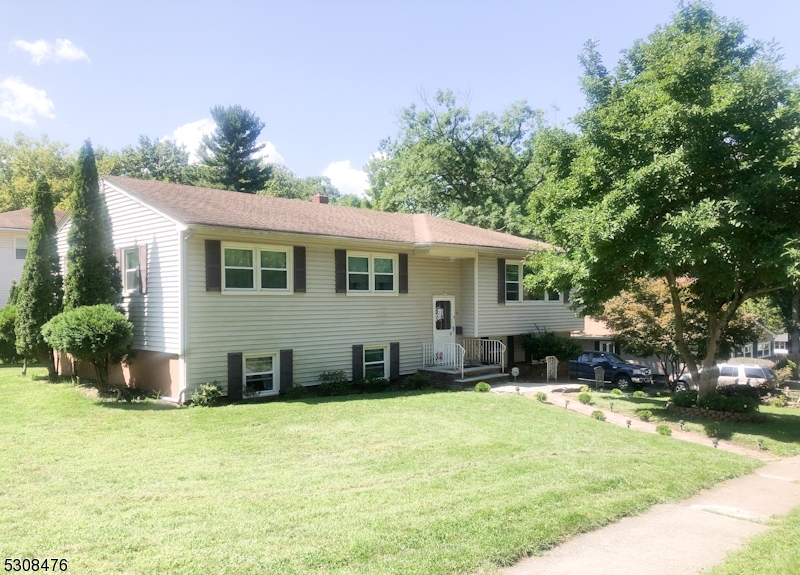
{"left": 0, "top": 208, "right": 68, "bottom": 230}
{"left": 102, "top": 175, "right": 548, "bottom": 252}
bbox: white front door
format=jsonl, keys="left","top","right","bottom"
{"left": 433, "top": 297, "right": 455, "bottom": 346}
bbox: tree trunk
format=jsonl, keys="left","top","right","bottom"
{"left": 696, "top": 314, "right": 723, "bottom": 400}
{"left": 21, "top": 358, "right": 27, "bottom": 376}
{"left": 791, "top": 290, "right": 800, "bottom": 366}
{"left": 46, "top": 349, "right": 57, "bottom": 382}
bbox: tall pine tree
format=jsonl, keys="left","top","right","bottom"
{"left": 198, "top": 105, "right": 272, "bottom": 193}
{"left": 15, "top": 178, "right": 63, "bottom": 379}
{"left": 63, "top": 140, "right": 121, "bottom": 310}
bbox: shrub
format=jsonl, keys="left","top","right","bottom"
{"left": 535, "top": 391, "right": 548, "bottom": 402}
{"left": 775, "top": 366, "right": 793, "bottom": 386}
{"left": 716, "top": 384, "right": 762, "bottom": 401}
{"left": 656, "top": 425, "right": 672, "bottom": 436}
{"left": 580, "top": 385, "right": 590, "bottom": 393}
{"left": 41, "top": 304, "right": 133, "bottom": 390}
{"left": 591, "top": 410, "right": 606, "bottom": 421}
{"left": 610, "top": 388, "right": 623, "bottom": 396}
{"left": 671, "top": 390, "right": 698, "bottom": 408}
{"left": 191, "top": 382, "right": 222, "bottom": 407}
{"left": 401, "top": 372, "right": 432, "bottom": 390}
{"left": 281, "top": 383, "right": 309, "bottom": 399}
{"left": 772, "top": 394, "right": 789, "bottom": 408}
{"left": 318, "top": 370, "right": 350, "bottom": 396}
{"left": 522, "top": 329, "right": 583, "bottom": 362}
{"left": 698, "top": 393, "right": 757, "bottom": 414}
{"left": 633, "top": 390, "right": 646, "bottom": 398}
{"left": 577, "top": 392, "right": 592, "bottom": 404}
{"left": 355, "top": 373, "right": 390, "bottom": 394}
{"left": 0, "top": 305, "right": 21, "bottom": 364}
{"left": 636, "top": 409, "right": 653, "bottom": 422}
{"left": 704, "top": 421, "right": 721, "bottom": 438}
{"left": 475, "top": 382, "right": 491, "bottom": 392}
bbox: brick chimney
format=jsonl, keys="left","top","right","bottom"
{"left": 311, "top": 193, "right": 329, "bottom": 204}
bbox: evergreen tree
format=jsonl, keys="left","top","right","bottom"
{"left": 15, "top": 178, "right": 63, "bottom": 379}
{"left": 198, "top": 105, "right": 272, "bottom": 193}
{"left": 63, "top": 140, "right": 122, "bottom": 310}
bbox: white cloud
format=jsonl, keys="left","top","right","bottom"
{"left": 13, "top": 39, "right": 90, "bottom": 65}
{"left": 322, "top": 160, "right": 369, "bottom": 197}
{"left": 165, "top": 118, "right": 284, "bottom": 166}
{"left": 0, "top": 76, "right": 55, "bottom": 125}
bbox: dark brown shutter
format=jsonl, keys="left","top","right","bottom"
{"left": 293, "top": 246, "right": 306, "bottom": 293}
{"left": 115, "top": 248, "right": 122, "bottom": 273}
{"left": 594, "top": 341, "right": 600, "bottom": 351}
{"left": 227, "top": 352, "right": 243, "bottom": 400}
{"left": 563, "top": 289, "right": 570, "bottom": 303}
{"left": 507, "top": 336, "right": 515, "bottom": 364}
{"left": 399, "top": 253, "right": 408, "bottom": 293}
{"left": 205, "top": 240, "right": 221, "bottom": 292}
{"left": 138, "top": 244, "right": 148, "bottom": 294}
{"left": 352, "top": 344, "right": 363, "bottom": 382}
{"left": 390, "top": 342, "right": 400, "bottom": 380}
{"left": 497, "top": 258, "right": 506, "bottom": 304}
{"left": 614, "top": 343, "right": 621, "bottom": 355}
{"left": 335, "top": 249, "right": 347, "bottom": 293}
{"left": 280, "top": 349, "right": 293, "bottom": 391}
{"left": 455, "top": 326, "right": 463, "bottom": 335}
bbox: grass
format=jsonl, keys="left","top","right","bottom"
{"left": 0, "top": 366, "right": 760, "bottom": 575}
{"left": 591, "top": 392, "right": 800, "bottom": 457}
{"left": 708, "top": 505, "right": 800, "bottom": 575}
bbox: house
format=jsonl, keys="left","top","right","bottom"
{"left": 55, "top": 176, "right": 582, "bottom": 401}
{"left": 0, "top": 208, "right": 67, "bottom": 307}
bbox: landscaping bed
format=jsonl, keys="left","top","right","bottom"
{"left": 0, "top": 366, "right": 758, "bottom": 575}
{"left": 667, "top": 404, "right": 767, "bottom": 423}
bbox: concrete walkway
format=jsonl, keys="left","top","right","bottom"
{"left": 491, "top": 383, "right": 800, "bottom": 574}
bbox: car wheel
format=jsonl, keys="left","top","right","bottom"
{"left": 674, "top": 380, "right": 688, "bottom": 392}
{"left": 615, "top": 374, "right": 632, "bottom": 391}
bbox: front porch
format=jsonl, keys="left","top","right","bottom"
{"left": 420, "top": 338, "right": 509, "bottom": 389}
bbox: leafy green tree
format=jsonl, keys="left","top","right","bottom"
{"left": 198, "top": 105, "right": 272, "bottom": 193}
{"left": 522, "top": 329, "right": 583, "bottom": 362}
{"left": 98, "top": 136, "right": 196, "bottom": 184}
{"left": 0, "top": 133, "right": 74, "bottom": 211}
{"left": 14, "top": 179, "right": 63, "bottom": 380}
{"left": 42, "top": 305, "right": 133, "bottom": 390}
{"left": 0, "top": 305, "right": 21, "bottom": 364}
{"left": 526, "top": 2, "right": 800, "bottom": 399}
{"left": 63, "top": 141, "right": 122, "bottom": 310}
{"left": 260, "top": 165, "right": 339, "bottom": 200}
{"left": 366, "top": 90, "right": 544, "bottom": 235}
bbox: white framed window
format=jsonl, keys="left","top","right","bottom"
{"left": 743, "top": 343, "right": 753, "bottom": 357}
{"left": 347, "top": 253, "right": 397, "bottom": 295}
{"left": 364, "top": 345, "right": 389, "bottom": 378}
{"left": 599, "top": 341, "right": 613, "bottom": 353}
{"left": 123, "top": 248, "right": 141, "bottom": 293}
{"left": 775, "top": 341, "right": 787, "bottom": 350}
{"left": 244, "top": 353, "right": 278, "bottom": 396}
{"left": 505, "top": 262, "right": 522, "bottom": 302}
{"left": 757, "top": 342, "right": 771, "bottom": 358}
{"left": 547, "top": 290, "right": 561, "bottom": 302}
{"left": 14, "top": 237, "right": 28, "bottom": 260}
{"left": 223, "top": 243, "right": 292, "bottom": 293}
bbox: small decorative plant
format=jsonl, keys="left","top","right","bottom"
{"left": 591, "top": 410, "right": 606, "bottom": 421}
{"left": 704, "top": 421, "right": 721, "bottom": 438}
{"left": 580, "top": 385, "right": 590, "bottom": 393}
{"left": 318, "top": 370, "right": 350, "bottom": 396}
{"left": 475, "top": 382, "right": 491, "bottom": 392}
{"left": 577, "top": 392, "right": 592, "bottom": 404}
{"left": 191, "top": 382, "right": 222, "bottom": 407}
{"left": 633, "top": 390, "right": 646, "bottom": 398}
{"left": 535, "top": 391, "right": 548, "bottom": 402}
{"left": 636, "top": 409, "right": 653, "bottom": 422}
{"left": 401, "top": 372, "right": 432, "bottom": 390}
{"left": 656, "top": 425, "right": 672, "bottom": 436}
{"left": 610, "top": 388, "right": 623, "bottom": 396}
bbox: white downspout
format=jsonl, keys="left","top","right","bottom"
{"left": 473, "top": 254, "right": 479, "bottom": 337}
{"left": 177, "top": 228, "right": 192, "bottom": 404}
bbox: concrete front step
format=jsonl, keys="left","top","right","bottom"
{"left": 454, "top": 372, "right": 510, "bottom": 385}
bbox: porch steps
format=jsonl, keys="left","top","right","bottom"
{"left": 419, "top": 364, "right": 509, "bottom": 390}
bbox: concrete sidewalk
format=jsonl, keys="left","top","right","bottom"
{"left": 492, "top": 383, "right": 800, "bottom": 574}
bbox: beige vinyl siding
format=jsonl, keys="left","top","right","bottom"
{"left": 459, "top": 258, "right": 475, "bottom": 337}
{"left": 476, "top": 253, "right": 583, "bottom": 336}
{"left": 185, "top": 231, "right": 462, "bottom": 395}
{"left": 0, "top": 231, "right": 27, "bottom": 307}
{"left": 56, "top": 183, "right": 182, "bottom": 353}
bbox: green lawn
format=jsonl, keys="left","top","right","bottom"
{"left": 0, "top": 367, "right": 759, "bottom": 575}
{"left": 588, "top": 392, "right": 800, "bottom": 457}
{"left": 708, "top": 505, "right": 800, "bottom": 575}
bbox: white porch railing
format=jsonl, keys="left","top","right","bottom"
{"left": 422, "top": 342, "right": 465, "bottom": 379}
{"left": 463, "top": 338, "right": 507, "bottom": 372}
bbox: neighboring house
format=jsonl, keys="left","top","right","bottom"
{"left": 735, "top": 325, "right": 778, "bottom": 359}
{"left": 0, "top": 208, "right": 67, "bottom": 307}
{"left": 772, "top": 333, "right": 789, "bottom": 356}
{"left": 571, "top": 317, "right": 669, "bottom": 377}
{"left": 56, "top": 176, "right": 582, "bottom": 402}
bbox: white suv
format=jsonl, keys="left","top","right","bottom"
{"left": 675, "top": 363, "right": 776, "bottom": 391}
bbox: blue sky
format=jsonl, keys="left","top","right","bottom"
{"left": 1, "top": 1, "right": 798, "bottom": 195}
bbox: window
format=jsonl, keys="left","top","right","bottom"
{"left": 260, "top": 250, "right": 287, "bottom": 290}
{"left": 744, "top": 367, "right": 767, "bottom": 379}
{"left": 757, "top": 342, "right": 771, "bottom": 358}
{"left": 599, "top": 341, "right": 613, "bottom": 353}
{"left": 223, "top": 243, "right": 291, "bottom": 292}
{"left": 14, "top": 238, "right": 28, "bottom": 260}
{"left": 364, "top": 346, "right": 388, "bottom": 378}
{"left": 123, "top": 248, "right": 140, "bottom": 293}
{"left": 505, "top": 262, "right": 521, "bottom": 302}
{"left": 548, "top": 291, "right": 561, "bottom": 301}
{"left": 720, "top": 366, "right": 737, "bottom": 377}
{"left": 244, "top": 354, "right": 277, "bottom": 395}
{"left": 775, "top": 341, "right": 787, "bottom": 350}
{"left": 529, "top": 291, "right": 545, "bottom": 300}
{"left": 743, "top": 343, "right": 753, "bottom": 357}
{"left": 347, "top": 253, "right": 397, "bottom": 294}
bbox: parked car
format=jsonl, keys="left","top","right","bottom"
{"left": 569, "top": 351, "right": 653, "bottom": 391}
{"left": 674, "top": 363, "right": 776, "bottom": 392}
